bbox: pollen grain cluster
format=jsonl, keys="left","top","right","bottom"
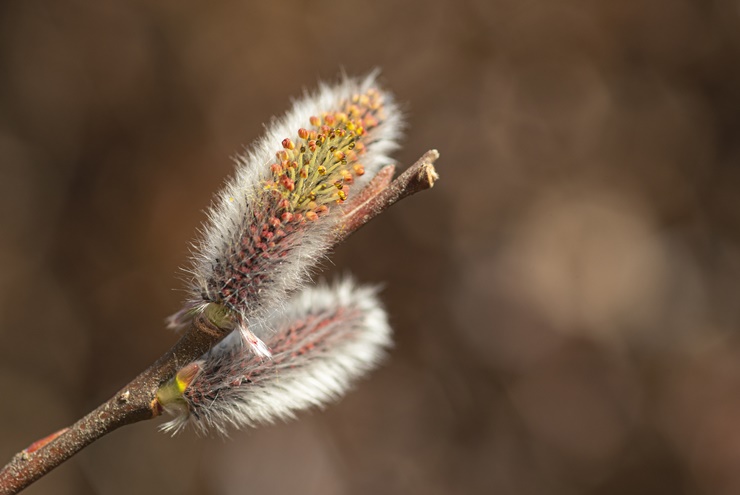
{"left": 265, "top": 88, "right": 386, "bottom": 218}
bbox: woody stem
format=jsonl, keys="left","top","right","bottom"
{"left": 0, "top": 150, "right": 439, "bottom": 495}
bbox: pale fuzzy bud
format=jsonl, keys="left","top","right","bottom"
{"left": 169, "top": 73, "right": 402, "bottom": 357}
{"left": 159, "top": 278, "right": 392, "bottom": 435}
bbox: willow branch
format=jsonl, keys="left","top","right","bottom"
{"left": 0, "top": 315, "right": 231, "bottom": 495}
{"left": 0, "top": 150, "right": 439, "bottom": 495}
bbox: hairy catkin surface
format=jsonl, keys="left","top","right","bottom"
{"left": 161, "top": 278, "right": 391, "bottom": 435}
{"left": 169, "top": 74, "right": 402, "bottom": 357}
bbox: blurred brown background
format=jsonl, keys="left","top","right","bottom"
{"left": 2, "top": 0, "right": 740, "bottom": 494}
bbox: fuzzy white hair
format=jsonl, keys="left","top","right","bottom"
{"left": 161, "top": 278, "right": 392, "bottom": 435}
{"left": 176, "top": 73, "right": 402, "bottom": 341}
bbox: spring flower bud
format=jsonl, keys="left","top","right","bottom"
{"left": 160, "top": 279, "right": 391, "bottom": 435}
{"left": 168, "top": 73, "right": 402, "bottom": 358}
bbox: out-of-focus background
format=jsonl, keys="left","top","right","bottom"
{"left": 2, "top": 1, "right": 740, "bottom": 494}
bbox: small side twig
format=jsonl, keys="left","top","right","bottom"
{"left": 337, "top": 149, "right": 439, "bottom": 241}
{"left": 0, "top": 150, "right": 439, "bottom": 495}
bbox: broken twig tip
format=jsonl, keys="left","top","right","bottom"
{"left": 421, "top": 163, "right": 439, "bottom": 187}
{"left": 418, "top": 149, "right": 440, "bottom": 187}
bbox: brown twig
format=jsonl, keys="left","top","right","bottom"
{"left": 0, "top": 315, "right": 231, "bottom": 495}
{"left": 0, "top": 150, "right": 439, "bottom": 495}
{"left": 337, "top": 149, "right": 439, "bottom": 241}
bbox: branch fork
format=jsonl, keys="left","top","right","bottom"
{"left": 0, "top": 150, "right": 439, "bottom": 495}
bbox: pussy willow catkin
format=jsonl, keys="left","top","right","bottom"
{"left": 157, "top": 74, "right": 401, "bottom": 433}
{"left": 168, "top": 74, "right": 401, "bottom": 358}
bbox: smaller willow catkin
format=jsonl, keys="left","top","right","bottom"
{"left": 167, "top": 73, "right": 402, "bottom": 358}
{"left": 159, "top": 278, "right": 391, "bottom": 435}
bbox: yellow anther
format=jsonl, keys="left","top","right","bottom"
{"left": 175, "top": 376, "right": 189, "bottom": 394}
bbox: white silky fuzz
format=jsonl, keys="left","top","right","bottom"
{"left": 172, "top": 73, "right": 402, "bottom": 347}
{"left": 161, "top": 278, "right": 392, "bottom": 435}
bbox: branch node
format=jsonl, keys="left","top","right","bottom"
{"left": 193, "top": 312, "right": 229, "bottom": 339}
